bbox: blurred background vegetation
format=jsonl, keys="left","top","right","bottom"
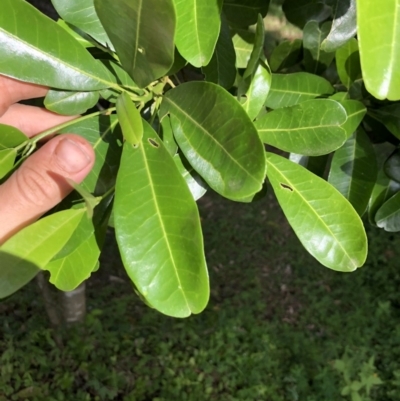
{"left": 1, "top": 1, "right": 400, "bottom": 400}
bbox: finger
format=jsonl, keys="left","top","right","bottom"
{"left": 0, "top": 75, "right": 48, "bottom": 117}
{"left": 0, "top": 104, "right": 78, "bottom": 137}
{"left": 0, "top": 134, "right": 95, "bottom": 244}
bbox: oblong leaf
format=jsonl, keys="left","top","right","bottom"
{"left": 357, "top": 0, "right": 400, "bottom": 100}
{"left": 0, "top": 209, "right": 85, "bottom": 298}
{"left": 256, "top": 99, "right": 347, "bottom": 156}
{"left": 266, "top": 152, "right": 367, "bottom": 271}
{"left": 0, "top": 124, "right": 28, "bottom": 150}
{"left": 265, "top": 72, "right": 334, "bottom": 109}
{"left": 339, "top": 100, "right": 367, "bottom": 137}
{"left": 95, "top": 0, "right": 176, "bottom": 88}
{"left": 0, "top": 0, "right": 112, "bottom": 90}
{"left": 223, "top": 0, "right": 270, "bottom": 27}
{"left": 336, "top": 38, "right": 362, "bottom": 88}
{"left": 270, "top": 39, "right": 302, "bottom": 72}
{"left": 160, "top": 82, "right": 266, "bottom": 202}
{"left": 0, "top": 149, "right": 16, "bottom": 179}
{"left": 243, "top": 14, "right": 265, "bottom": 79}
{"left": 375, "top": 192, "right": 400, "bottom": 231}
{"left": 114, "top": 121, "right": 209, "bottom": 317}
{"left": 328, "top": 128, "right": 378, "bottom": 216}
{"left": 173, "top": 0, "right": 222, "bottom": 67}
{"left": 116, "top": 93, "right": 143, "bottom": 147}
{"left": 44, "top": 90, "right": 99, "bottom": 115}
{"left": 321, "top": 0, "right": 357, "bottom": 52}
{"left": 232, "top": 29, "right": 255, "bottom": 68}
{"left": 51, "top": 0, "right": 114, "bottom": 49}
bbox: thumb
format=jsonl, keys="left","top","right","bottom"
{"left": 0, "top": 134, "right": 95, "bottom": 244}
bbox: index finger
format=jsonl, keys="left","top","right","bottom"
{"left": 0, "top": 75, "right": 48, "bottom": 117}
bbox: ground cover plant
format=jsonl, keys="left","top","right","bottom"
{"left": 1, "top": 0, "right": 400, "bottom": 318}
{"left": 1, "top": 192, "right": 400, "bottom": 400}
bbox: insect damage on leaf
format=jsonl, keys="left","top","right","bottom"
{"left": 148, "top": 138, "right": 160, "bottom": 148}
{"left": 280, "top": 183, "right": 293, "bottom": 191}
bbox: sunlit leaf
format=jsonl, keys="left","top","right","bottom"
{"left": 336, "top": 38, "right": 362, "bottom": 88}
{"left": 116, "top": 93, "right": 143, "bottom": 147}
{"left": 232, "top": 29, "right": 255, "bottom": 68}
{"left": 0, "top": 149, "right": 16, "bottom": 179}
{"left": 339, "top": 99, "right": 367, "bottom": 137}
{"left": 44, "top": 90, "right": 99, "bottom": 115}
{"left": 0, "top": 0, "right": 113, "bottom": 90}
{"left": 266, "top": 152, "right": 367, "bottom": 271}
{"left": 265, "top": 72, "right": 334, "bottom": 109}
{"left": 256, "top": 99, "right": 347, "bottom": 156}
{"left": 114, "top": 120, "right": 209, "bottom": 317}
{"left": 161, "top": 82, "right": 266, "bottom": 202}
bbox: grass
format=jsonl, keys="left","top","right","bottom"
{"left": 1, "top": 190, "right": 400, "bottom": 401}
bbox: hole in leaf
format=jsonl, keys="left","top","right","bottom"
{"left": 280, "top": 183, "right": 293, "bottom": 192}
{"left": 148, "top": 138, "right": 159, "bottom": 148}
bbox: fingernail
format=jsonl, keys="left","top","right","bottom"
{"left": 55, "top": 139, "right": 92, "bottom": 173}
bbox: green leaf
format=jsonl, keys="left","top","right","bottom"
{"left": 0, "top": 149, "right": 16, "bottom": 179}
{"left": 384, "top": 149, "right": 400, "bottom": 182}
{"left": 173, "top": 0, "right": 222, "bottom": 67}
{"left": 58, "top": 115, "right": 123, "bottom": 196}
{"left": 114, "top": 120, "right": 209, "bottom": 317}
{"left": 321, "top": 0, "right": 357, "bottom": 52}
{"left": 100, "top": 60, "right": 142, "bottom": 94}
{"left": 0, "top": 0, "right": 113, "bottom": 90}
{"left": 232, "top": 29, "right": 255, "bottom": 68}
{"left": 0, "top": 209, "right": 85, "bottom": 298}
{"left": 375, "top": 192, "right": 400, "bottom": 231}
{"left": 339, "top": 99, "right": 367, "bottom": 138}
{"left": 265, "top": 72, "right": 334, "bottom": 109}
{"left": 94, "top": 0, "right": 176, "bottom": 88}
{"left": 369, "top": 104, "right": 400, "bottom": 139}
{"left": 116, "top": 93, "right": 143, "bottom": 147}
{"left": 283, "top": 0, "right": 331, "bottom": 28}
{"left": 202, "top": 15, "right": 236, "bottom": 89}
{"left": 160, "top": 82, "right": 266, "bottom": 202}
{"left": 256, "top": 99, "right": 347, "bottom": 156}
{"left": 328, "top": 129, "right": 377, "bottom": 216}
{"left": 336, "top": 38, "right": 362, "bottom": 88}
{"left": 270, "top": 39, "right": 302, "bottom": 72}
{"left": 357, "top": 0, "right": 400, "bottom": 100}
{"left": 159, "top": 115, "right": 178, "bottom": 157}
{"left": 51, "top": 0, "right": 114, "bottom": 50}
{"left": 243, "top": 15, "right": 265, "bottom": 79}
{"left": 56, "top": 19, "right": 94, "bottom": 48}
{"left": 223, "top": 0, "right": 270, "bottom": 27}
{"left": 174, "top": 154, "right": 208, "bottom": 201}
{"left": 266, "top": 152, "right": 367, "bottom": 271}
{"left": 241, "top": 60, "right": 271, "bottom": 120}
{"left": 0, "top": 124, "right": 28, "bottom": 150}
{"left": 45, "top": 213, "right": 103, "bottom": 291}
{"left": 303, "top": 21, "right": 336, "bottom": 74}
{"left": 44, "top": 90, "right": 99, "bottom": 115}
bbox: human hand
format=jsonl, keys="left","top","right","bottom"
{"left": 0, "top": 75, "right": 95, "bottom": 244}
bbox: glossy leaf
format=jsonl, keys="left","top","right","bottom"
{"left": 243, "top": 15, "right": 265, "bottom": 79}
{"left": 203, "top": 15, "right": 236, "bottom": 89}
{"left": 160, "top": 82, "right": 266, "bottom": 202}
{"left": 328, "top": 129, "right": 377, "bottom": 216}
{"left": 100, "top": 60, "right": 142, "bottom": 94}
{"left": 114, "top": 120, "right": 209, "bottom": 317}
{"left": 270, "top": 39, "right": 302, "bottom": 72}
{"left": 56, "top": 19, "right": 94, "bottom": 48}
{"left": 44, "top": 90, "right": 99, "bottom": 115}
{"left": 116, "top": 93, "right": 143, "bottom": 147}
{"left": 174, "top": 154, "right": 208, "bottom": 201}
{"left": 265, "top": 72, "right": 334, "bottom": 109}
{"left": 283, "top": 0, "right": 331, "bottom": 28}
{"left": 232, "top": 29, "right": 255, "bottom": 68}
{"left": 321, "top": 0, "right": 357, "bottom": 52}
{"left": 173, "top": 0, "right": 222, "bottom": 67}
{"left": 336, "top": 38, "right": 362, "bottom": 88}
{"left": 94, "top": 0, "right": 176, "bottom": 88}
{"left": 241, "top": 60, "right": 271, "bottom": 120}
{"left": 58, "top": 115, "right": 122, "bottom": 196}
{"left": 51, "top": 0, "right": 113, "bottom": 49}
{"left": 357, "top": 0, "right": 400, "bottom": 100}
{"left": 45, "top": 213, "right": 102, "bottom": 291}
{"left": 256, "top": 99, "right": 347, "bottom": 156}
{"left": 0, "top": 149, "right": 16, "bottom": 179}
{"left": 339, "top": 100, "right": 367, "bottom": 137}
{"left": 0, "top": 209, "right": 85, "bottom": 298}
{"left": 370, "top": 104, "right": 400, "bottom": 139}
{"left": 0, "top": 124, "right": 28, "bottom": 150}
{"left": 303, "top": 21, "right": 335, "bottom": 74}
{"left": 0, "top": 0, "right": 112, "bottom": 90}
{"left": 223, "top": 0, "right": 269, "bottom": 27}
{"left": 375, "top": 192, "right": 400, "bottom": 231}
{"left": 266, "top": 152, "right": 367, "bottom": 271}
{"left": 384, "top": 149, "right": 400, "bottom": 182}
